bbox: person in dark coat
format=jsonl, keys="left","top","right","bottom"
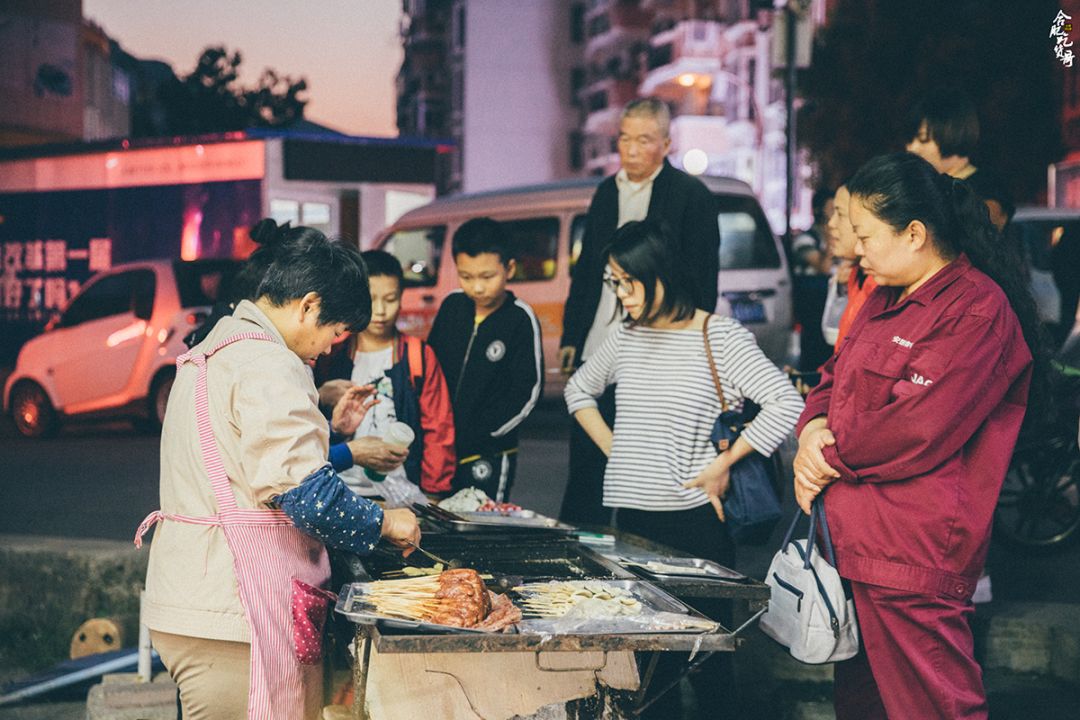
{"left": 558, "top": 97, "right": 721, "bottom": 526}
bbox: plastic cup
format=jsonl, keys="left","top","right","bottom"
{"left": 364, "top": 422, "right": 415, "bottom": 483}
{"left": 383, "top": 421, "right": 415, "bottom": 449}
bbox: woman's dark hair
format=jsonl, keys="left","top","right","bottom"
{"left": 227, "top": 218, "right": 287, "bottom": 303}
{"left": 452, "top": 217, "right": 513, "bottom": 264}
{"left": 905, "top": 87, "right": 980, "bottom": 159}
{"left": 254, "top": 221, "right": 371, "bottom": 332}
{"left": 605, "top": 220, "right": 696, "bottom": 327}
{"left": 847, "top": 152, "right": 1050, "bottom": 423}
{"left": 360, "top": 249, "right": 404, "bottom": 286}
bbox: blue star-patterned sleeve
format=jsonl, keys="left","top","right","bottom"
{"left": 275, "top": 465, "right": 384, "bottom": 555}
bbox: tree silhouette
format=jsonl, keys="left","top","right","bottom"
{"left": 156, "top": 46, "right": 308, "bottom": 135}
{"left": 798, "top": 0, "right": 1063, "bottom": 203}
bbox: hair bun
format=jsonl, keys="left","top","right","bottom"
{"left": 250, "top": 218, "right": 291, "bottom": 247}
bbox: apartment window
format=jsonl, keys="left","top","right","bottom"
{"left": 570, "top": 67, "right": 586, "bottom": 106}
{"left": 453, "top": 5, "right": 466, "bottom": 50}
{"left": 587, "top": 13, "right": 610, "bottom": 38}
{"left": 571, "top": 4, "right": 586, "bottom": 43}
{"left": 569, "top": 131, "right": 584, "bottom": 171}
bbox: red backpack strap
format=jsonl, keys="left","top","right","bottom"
{"left": 405, "top": 335, "right": 424, "bottom": 390}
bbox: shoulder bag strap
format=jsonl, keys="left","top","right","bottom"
{"left": 406, "top": 335, "right": 424, "bottom": 390}
{"left": 701, "top": 315, "right": 729, "bottom": 413}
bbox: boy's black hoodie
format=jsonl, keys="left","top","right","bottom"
{"left": 427, "top": 289, "right": 543, "bottom": 458}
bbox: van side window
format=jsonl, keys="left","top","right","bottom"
{"left": 385, "top": 226, "right": 446, "bottom": 288}
{"left": 716, "top": 196, "right": 780, "bottom": 270}
{"left": 503, "top": 217, "right": 559, "bottom": 283}
{"left": 60, "top": 270, "right": 150, "bottom": 328}
{"left": 570, "top": 214, "right": 587, "bottom": 270}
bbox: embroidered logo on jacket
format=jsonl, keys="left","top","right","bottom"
{"left": 486, "top": 340, "right": 506, "bottom": 362}
{"left": 892, "top": 336, "right": 914, "bottom": 348}
{"left": 910, "top": 373, "right": 933, "bottom": 387}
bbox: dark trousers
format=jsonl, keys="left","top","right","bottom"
{"left": 617, "top": 505, "right": 737, "bottom": 719}
{"left": 559, "top": 385, "right": 615, "bottom": 526}
{"left": 452, "top": 451, "right": 518, "bottom": 502}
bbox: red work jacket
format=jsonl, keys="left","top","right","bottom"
{"left": 797, "top": 255, "right": 1032, "bottom": 600}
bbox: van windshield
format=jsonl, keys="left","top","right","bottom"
{"left": 716, "top": 196, "right": 780, "bottom": 270}
{"left": 384, "top": 226, "right": 446, "bottom": 287}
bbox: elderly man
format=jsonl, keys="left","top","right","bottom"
{"left": 558, "top": 97, "right": 720, "bottom": 528}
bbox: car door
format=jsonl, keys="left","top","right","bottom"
{"left": 49, "top": 269, "right": 156, "bottom": 411}
{"left": 714, "top": 194, "right": 792, "bottom": 364}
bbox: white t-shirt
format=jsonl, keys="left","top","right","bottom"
{"left": 581, "top": 165, "right": 662, "bottom": 361}
{"left": 340, "top": 345, "right": 403, "bottom": 494}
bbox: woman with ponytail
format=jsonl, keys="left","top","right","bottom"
{"left": 791, "top": 152, "right": 1040, "bottom": 719}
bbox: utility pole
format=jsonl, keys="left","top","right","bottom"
{"left": 776, "top": 0, "right": 811, "bottom": 244}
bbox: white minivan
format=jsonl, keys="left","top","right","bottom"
{"left": 373, "top": 176, "right": 792, "bottom": 398}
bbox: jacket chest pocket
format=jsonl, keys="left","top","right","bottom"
{"left": 852, "top": 342, "right": 944, "bottom": 412}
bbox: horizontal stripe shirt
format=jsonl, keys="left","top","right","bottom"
{"left": 565, "top": 316, "right": 804, "bottom": 511}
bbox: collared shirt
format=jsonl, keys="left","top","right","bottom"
{"left": 797, "top": 255, "right": 1032, "bottom": 600}
{"left": 144, "top": 300, "right": 341, "bottom": 642}
{"left": 581, "top": 163, "right": 665, "bottom": 360}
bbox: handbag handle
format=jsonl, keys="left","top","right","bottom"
{"left": 701, "top": 315, "right": 730, "bottom": 414}
{"left": 779, "top": 496, "right": 838, "bottom": 570}
{"left": 815, "top": 496, "right": 838, "bottom": 567}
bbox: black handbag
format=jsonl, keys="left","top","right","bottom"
{"left": 702, "top": 316, "right": 783, "bottom": 545}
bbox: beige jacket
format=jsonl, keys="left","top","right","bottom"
{"left": 143, "top": 301, "right": 331, "bottom": 643}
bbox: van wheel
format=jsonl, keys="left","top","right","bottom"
{"left": 139, "top": 370, "right": 175, "bottom": 433}
{"left": 10, "top": 381, "right": 59, "bottom": 438}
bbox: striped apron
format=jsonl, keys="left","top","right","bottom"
{"left": 136, "top": 332, "right": 332, "bottom": 720}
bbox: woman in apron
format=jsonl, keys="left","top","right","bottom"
{"left": 136, "top": 224, "right": 421, "bottom": 720}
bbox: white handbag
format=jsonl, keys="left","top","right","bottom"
{"left": 759, "top": 497, "right": 859, "bottom": 664}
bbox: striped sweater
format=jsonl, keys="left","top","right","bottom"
{"left": 565, "top": 316, "right": 804, "bottom": 511}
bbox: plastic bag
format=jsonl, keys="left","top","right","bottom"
{"left": 379, "top": 473, "right": 428, "bottom": 509}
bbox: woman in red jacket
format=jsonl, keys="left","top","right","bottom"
{"left": 793, "top": 153, "right": 1044, "bottom": 719}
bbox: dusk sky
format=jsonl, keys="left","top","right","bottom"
{"left": 82, "top": 0, "right": 403, "bottom": 137}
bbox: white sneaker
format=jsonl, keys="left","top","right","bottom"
{"left": 972, "top": 573, "right": 993, "bottom": 604}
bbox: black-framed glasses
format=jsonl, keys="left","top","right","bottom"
{"left": 602, "top": 270, "right": 637, "bottom": 295}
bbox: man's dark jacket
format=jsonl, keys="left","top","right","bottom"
{"left": 560, "top": 159, "right": 720, "bottom": 355}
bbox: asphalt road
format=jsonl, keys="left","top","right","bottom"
{"left": 1, "top": 398, "right": 1077, "bottom": 602}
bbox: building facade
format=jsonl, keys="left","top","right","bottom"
{"left": 396, "top": 0, "right": 822, "bottom": 229}
{"left": 397, "top": 0, "right": 585, "bottom": 194}
{"left": 0, "top": 0, "right": 133, "bottom": 147}
{"left": 579, "top": 0, "right": 822, "bottom": 231}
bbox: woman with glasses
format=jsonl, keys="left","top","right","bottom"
{"left": 564, "top": 219, "right": 803, "bottom": 718}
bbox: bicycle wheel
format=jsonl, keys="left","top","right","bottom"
{"left": 994, "top": 435, "right": 1080, "bottom": 550}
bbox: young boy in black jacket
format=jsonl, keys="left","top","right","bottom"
{"left": 427, "top": 217, "right": 543, "bottom": 501}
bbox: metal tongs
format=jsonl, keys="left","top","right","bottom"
{"left": 404, "top": 540, "right": 462, "bottom": 569}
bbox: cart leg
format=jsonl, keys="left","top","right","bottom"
{"left": 353, "top": 630, "right": 373, "bottom": 720}
{"left": 633, "top": 652, "right": 661, "bottom": 710}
